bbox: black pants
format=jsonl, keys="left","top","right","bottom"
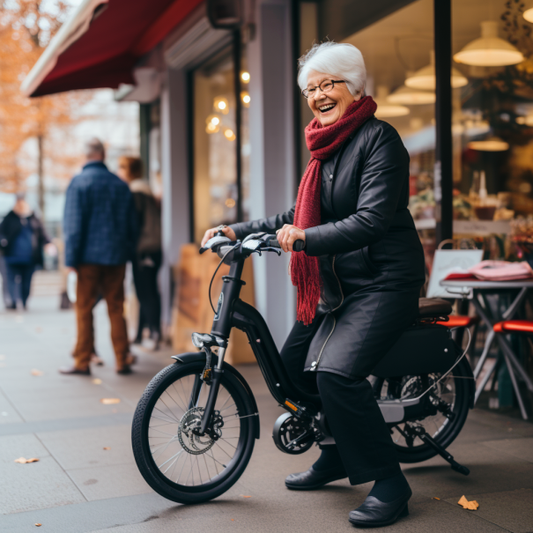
{"left": 280, "top": 319, "right": 401, "bottom": 485}
{"left": 5, "top": 263, "right": 34, "bottom": 308}
{"left": 132, "top": 252, "right": 162, "bottom": 339}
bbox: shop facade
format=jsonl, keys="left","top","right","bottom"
{"left": 23, "top": 0, "right": 533, "bottom": 346}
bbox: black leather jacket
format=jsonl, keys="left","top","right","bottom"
{"left": 231, "top": 117, "right": 425, "bottom": 307}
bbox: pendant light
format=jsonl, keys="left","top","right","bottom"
{"left": 453, "top": 21, "right": 524, "bottom": 67}
{"left": 387, "top": 80, "right": 435, "bottom": 105}
{"left": 405, "top": 51, "right": 468, "bottom": 90}
{"left": 373, "top": 86, "right": 410, "bottom": 118}
{"left": 524, "top": 2, "right": 533, "bottom": 23}
{"left": 467, "top": 136, "right": 509, "bottom": 152}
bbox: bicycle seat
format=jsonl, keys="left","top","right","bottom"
{"left": 418, "top": 298, "right": 452, "bottom": 318}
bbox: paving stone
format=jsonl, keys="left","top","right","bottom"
{"left": 67, "top": 463, "right": 153, "bottom": 501}
{"left": 482, "top": 438, "right": 533, "bottom": 464}
{"left": 445, "top": 488, "right": 533, "bottom": 533}
{"left": 0, "top": 390, "right": 24, "bottom": 424}
{"left": 37, "top": 424, "right": 134, "bottom": 470}
{"left": 0, "top": 434, "right": 85, "bottom": 514}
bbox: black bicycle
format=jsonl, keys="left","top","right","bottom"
{"left": 132, "top": 232, "right": 475, "bottom": 504}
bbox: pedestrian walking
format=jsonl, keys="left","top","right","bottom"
{"left": 202, "top": 42, "right": 425, "bottom": 528}
{"left": 0, "top": 193, "right": 52, "bottom": 310}
{"left": 60, "top": 138, "right": 137, "bottom": 376}
{"left": 118, "top": 156, "right": 162, "bottom": 350}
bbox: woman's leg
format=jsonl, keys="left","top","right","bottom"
{"left": 317, "top": 371, "right": 402, "bottom": 485}
{"left": 279, "top": 316, "right": 323, "bottom": 393}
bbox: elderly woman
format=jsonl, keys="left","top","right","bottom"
{"left": 202, "top": 42, "right": 425, "bottom": 527}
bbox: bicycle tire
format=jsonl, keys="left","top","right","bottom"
{"left": 132, "top": 361, "right": 256, "bottom": 504}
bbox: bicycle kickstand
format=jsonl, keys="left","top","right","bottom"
{"left": 413, "top": 426, "right": 470, "bottom": 476}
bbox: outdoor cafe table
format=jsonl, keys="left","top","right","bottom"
{"left": 440, "top": 278, "right": 533, "bottom": 419}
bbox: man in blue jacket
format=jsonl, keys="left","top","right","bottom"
{"left": 60, "top": 138, "right": 137, "bottom": 375}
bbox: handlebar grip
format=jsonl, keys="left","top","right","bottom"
{"left": 270, "top": 238, "right": 305, "bottom": 252}
{"left": 293, "top": 239, "right": 305, "bottom": 252}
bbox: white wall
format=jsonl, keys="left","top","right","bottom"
{"left": 160, "top": 68, "right": 191, "bottom": 326}
{"left": 247, "top": 0, "right": 297, "bottom": 349}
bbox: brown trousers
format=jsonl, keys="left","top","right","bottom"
{"left": 74, "top": 264, "right": 129, "bottom": 370}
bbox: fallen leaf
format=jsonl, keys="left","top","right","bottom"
{"left": 231, "top": 519, "right": 235, "bottom": 521}
{"left": 458, "top": 495, "right": 479, "bottom": 510}
{"left": 433, "top": 497, "right": 441, "bottom": 500}
{"left": 103, "top": 447, "right": 111, "bottom": 450}
{"left": 100, "top": 398, "right": 120, "bottom": 405}
{"left": 31, "top": 369, "right": 43, "bottom": 376}
{"left": 240, "top": 495, "right": 252, "bottom": 498}
{"left": 14, "top": 457, "right": 39, "bottom": 464}
{"left": 35, "top": 524, "right": 42, "bottom": 527}
{"left": 92, "top": 378, "right": 102, "bottom": 385}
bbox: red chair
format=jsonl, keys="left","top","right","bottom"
{"left": 492, "top": 320, "right": 533, "bottom": 420}
{"left": 493, "top": 320, "right": 533, "bottom": 334}
{"left": 437, "top": 315, "right": 479, "bottom": 328}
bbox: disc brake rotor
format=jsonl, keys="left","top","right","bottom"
{"left": 177, "top": 407, "right": 219, "bottom": 455}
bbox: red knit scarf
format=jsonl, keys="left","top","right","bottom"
{"left": 291, "top": 96, "right": 377, "bottom": 325}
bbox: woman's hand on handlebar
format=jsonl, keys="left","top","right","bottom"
{"left": 201, "top": 225, "right": 237, "bottom": 247}
{"left": 276, "top": 225, "right": 306, "bottom": 253}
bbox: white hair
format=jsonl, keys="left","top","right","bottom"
{"left": 298, "top": 42, "right": 366, "bottom": 96}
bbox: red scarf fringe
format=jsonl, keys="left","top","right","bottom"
{"left": 291, "top": 96, "right": 377, "bottom": 324}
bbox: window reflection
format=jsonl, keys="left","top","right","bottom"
{"left": 193, "top": 47, "right": 237, "bottom": 243}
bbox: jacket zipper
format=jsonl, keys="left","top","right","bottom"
{"left": 313, "top": 256, "right": 345, "bottom": 371}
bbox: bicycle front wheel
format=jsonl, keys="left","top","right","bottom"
{"left": 132, "top": 361, "right": 256, "bottom": 504}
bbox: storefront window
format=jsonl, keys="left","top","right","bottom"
{"left": 193, "top": 46, "right": 237, "bottom": 243}
{"left": 452, "top": 0, "right": 533, "bottom": 258}
{"left": 192, "top": 42, "right": 250, "bottom": 243}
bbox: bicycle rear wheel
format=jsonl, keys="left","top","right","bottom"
{"left": 375, "top": 358, "right": 471, "bottom": 464}
{"left": 132, "top": 361, "right": 256, "bottom": 503}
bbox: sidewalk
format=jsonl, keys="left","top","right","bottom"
{"left": 1, "top": 272, "right": 533, "bottom": 532}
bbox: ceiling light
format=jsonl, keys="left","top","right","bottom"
{"left": 387, "top": 84, "right": 435, "bottom": 105}
{"left": 241, "top": 71, "right": 250, "bottom": 83}
{"left": 467, "top": 136, "right": 509, "bottom": 151}
{"left": 373, "top": 86, "right": 410, "bottom": 118}
{"left": 224, "top": 128, "right": 236, "bottom": 141}
{"left": 405, "top": 51, "right": 468, "bottom": 90}
{"left": 453, "top": 21, "right": 524, "bottom": 67}
{"left": 214, "top": 96, "right": 229, "bottom": 114}
{"left": 241, "top": 91, "right": 250, "bottom": 108}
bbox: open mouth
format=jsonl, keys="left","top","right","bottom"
{"left": 318, "top": 103, "right": 336, "bottom": 113}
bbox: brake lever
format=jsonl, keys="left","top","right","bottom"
{"left": 262, "top": 246, "right": 282, "bottom": 256}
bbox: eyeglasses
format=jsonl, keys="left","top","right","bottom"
{"left": 302, "top": 79, "right": 347, "bottom": 99}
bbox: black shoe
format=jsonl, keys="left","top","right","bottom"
{"left": 285, "top": 466, "right": 348, "bottom": 491}
{"left": 117, "top": 354, "right": 137, "bottom": 375}
{"left": 348, "top": 488, "right": 412, "bottom": 528}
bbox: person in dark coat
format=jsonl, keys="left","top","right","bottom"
{"left": 60, "top": 138, "right": 137, "bottom": 376}
{"left": 118, "top": 156, "right": 162, "bottom": 350}
{"left": 202, "top": 42, "right": 425, "bottom": 528}
{"left": 0, "top": 193, "right": 52, "bottom": 310}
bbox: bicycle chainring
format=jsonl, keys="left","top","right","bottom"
{"left": 272, "top": 413, "right": 314, "bottom": 455}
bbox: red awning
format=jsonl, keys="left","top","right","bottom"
{"left": 22, "top": 0, "right": 204, "bottom": 97}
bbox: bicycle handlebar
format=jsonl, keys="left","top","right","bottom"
{"left": 200, "top": 232, "right": 305, "bottom": 258}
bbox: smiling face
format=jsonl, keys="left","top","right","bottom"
{"left": 306, "top": 70, "right": 361, "bottom": 127}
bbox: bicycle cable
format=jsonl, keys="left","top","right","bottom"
{"left": 208, "top": 243, "right": 241, "bottom": 314}
{"left": 394, "top": 327, "right": 473, "bottom": 404}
